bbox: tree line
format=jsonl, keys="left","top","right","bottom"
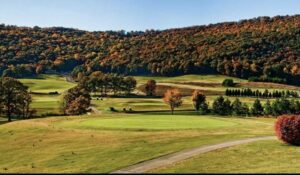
{"left": 210, "top": 97, "right": 300, "bottom": 116}
{"left": 225, "top": 88, "right": 299, "bottom": 98}
{"left": 77, "top": 71, "right": 137, "bottom": 96}
{"left": 1, "top": 15, "right": 300, "bottom": 85}
{"left": 62, "top": 72, "right": 137, "bottom": 115}
{"left": 163, "top": 88, "right": 300, "bottom": 117}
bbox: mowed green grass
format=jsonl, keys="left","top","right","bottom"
{"left": 0, "top": 115, "right": 275, "bottom": 173}
{"left": 2, "top": 73, "right": 295, "bottom": 173}
{"left": 152, "top": 140, "right": 300, "bottom": 173}
{"left": 134, "top": 74, "right": 247, "bottom": 85}
{"left": 91, "top": 97, "right": 192, "bottom": 111}
{"left": 135, "top": 74, "right": 300, "bottom": 98}
{"left": 91, "top": 95, "right": 284, "bottom": 113}
{"left": 30, "top": 94, "right": 62, "bottom": 115}
{"left": 19, "top": 74, "right": 75, "bottom": 93}
{"left": 17, "top": 74, "right": 300, "bottom": 115}
{"left": 58, "top": 115, "right": 236, "bottom": 130}
{"left": 17, "top": 75, "right": 75, "bottom": 115}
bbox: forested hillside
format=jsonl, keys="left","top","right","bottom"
{"left": 1, "top": 15, "right": 300, "bottom": 84}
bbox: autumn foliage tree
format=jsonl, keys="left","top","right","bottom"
{"left": 145, "top": 80, "right": 156, "bottom": 96}
{"left": 163, "top": 89, "right": 182, "bottom": 115}
{"left": 1, "top": 15, "right": 300, "bottom": 86}
{"left": 251, "top": 99, "right": 264, "bottom": 116}
{"left": 78, "top": 72, "right": 137, "bottom": 96}
{"left": 63, "top": 85, "right": 91, "bottom": 115}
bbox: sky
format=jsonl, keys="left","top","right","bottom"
{"left": 0, "top": 0, "right": 299, "bottom": 31}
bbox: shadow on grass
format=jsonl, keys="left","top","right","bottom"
{"left": 127, "top": 110, "right": 196, "bottom": 116}
{"left": 17, "top": 75, "right": 45, "bottom": 80}
{"left": 0, "top": 121, "right": 9, "bottom": 125}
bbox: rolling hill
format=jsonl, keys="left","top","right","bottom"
{"left": 1, "top": 15, "right": 300, "bottom": 84}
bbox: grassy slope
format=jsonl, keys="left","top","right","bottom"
{"left": 17, "top": 74, "right": 300, "bottom": 114}
{"left": 91, "top": 95, "right": 286, "bottom": 113}
{"left": 0, "top": 115, "right": 274, "bottom": 173}
{"left": 19, "top": 74, "right": 75, "bottom": 93}
{"left": 134, "top": 75, "right": 247, "bottom": 85}
{"left": 2, "top": 74, "right": 297, "bottom": 173}
{"left": 56, "top": 115, "right": 237, "bottom": 130}
{"left": 135, "top": 74, "right": 300, "bottom": 99}
{"left": 18, "top": 75, "right": 75, "bottom": 115}
{"left": 152, "top": 139, "right": 300, "bottom": 173}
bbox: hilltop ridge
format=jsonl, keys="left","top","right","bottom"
{"left": 1, "top": 15, "right": 300, "bottom": 84}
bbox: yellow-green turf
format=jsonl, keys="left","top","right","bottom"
{"left": 19, "top": 74, "right": 75, "bottom": 93}
{"left": 0, "top": 115, "right": 274, "bottom": 173}
{"left": 2, "top": 74, "right": 296, "bottom": 173}
{"left": 152, "top": 140, "right": 300, "bottom": 173}
{"left": 134, "top": 74, "right": 247, "bottom": 85}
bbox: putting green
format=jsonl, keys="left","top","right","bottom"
{"left": 68, "top": 115, "right": 237, "bottom": 130}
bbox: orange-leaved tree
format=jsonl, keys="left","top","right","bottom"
{"left": 163, "top": 89, "right": 182, "bottom": 115}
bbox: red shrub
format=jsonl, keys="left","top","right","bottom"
{"left": 275, "top": 115, "right": 300, "bottom": 145}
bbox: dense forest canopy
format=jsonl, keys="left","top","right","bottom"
{"left": 1, "top": 15, "right": 300, "bottom": 84}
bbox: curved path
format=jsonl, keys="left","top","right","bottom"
{"left": 111, "top": 136, "right": 276, "bottom": 174}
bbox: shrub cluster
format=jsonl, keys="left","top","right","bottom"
{"left": 275, "top": 115, "right": 300, "bottom": 145}
{"left": 222, "top": 79, "right": 235, "bottom": 87}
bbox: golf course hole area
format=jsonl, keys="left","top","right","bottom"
{"left": 73, "top": 115, "right": 237, "bottom": 131}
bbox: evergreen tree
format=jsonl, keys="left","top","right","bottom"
{"left": 251, "top": 98, "right": 264, "bottom": 116}
{"left": 199, "top": 102, "right": 209, "bottom": 115}
{"left": 271, "top": 99, "right": 281, "bottom": 116}
{"left": 192, "top": 90, "right": 209, "bottom": 114}
{"left": 263, "top": 89, "right": 269, "bottom": 98}
{"left": 294, "top": 101, "right": 300, "bottom": 114}
{"left": 264, "top": 100, "right": 273, "bottom": 116}
{"left": 224, "top": 98, "right": 232, "bottom": 115}
{"left": 225, "top": 89, "right": 230, "bottom": 96}
{"left": 242, "top": 103, "right": 250, "bottom": 116}
{"left": 212, "top": 96, "right": 231, "bottom": 115}
{"left": 232, "top": 98, "right": 244, "bottom": 115}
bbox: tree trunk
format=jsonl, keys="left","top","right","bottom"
{"left": 7, "top": 105, "right": 11, "bottom": 122}
{"left": 6, "top": 98, "right": 11, "bottom": 122}
{"left": 171, "top": 105, "right": 174, "bottom": 115}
